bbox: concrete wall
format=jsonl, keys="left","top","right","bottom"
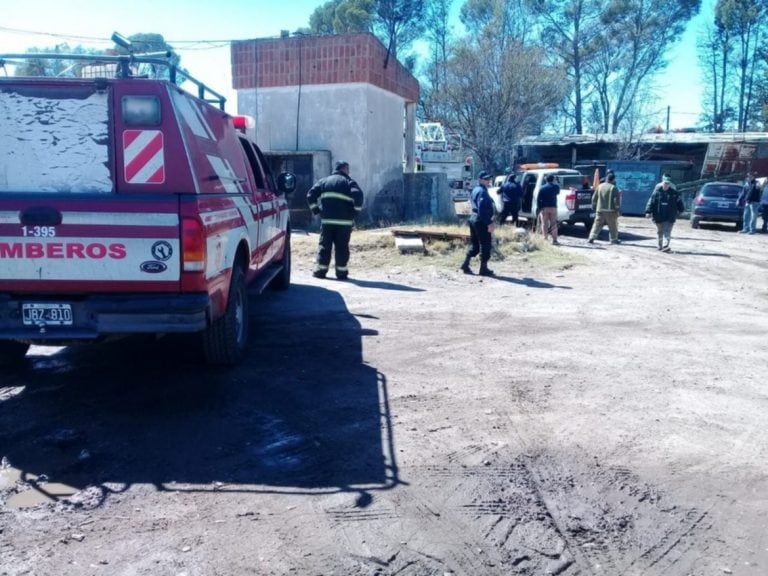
{"left": 368, "top": 172, "right": 458, "bottom": 224}
{"left": 238, "top": 83, "right": 407, "bottom": 223}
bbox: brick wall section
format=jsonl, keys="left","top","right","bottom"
{"left": 231, "top": 33, "right": 419, "bottom": 103}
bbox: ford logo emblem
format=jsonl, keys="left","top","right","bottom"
{"left": 140, "top": 261, "right": 168, "bottom": 274}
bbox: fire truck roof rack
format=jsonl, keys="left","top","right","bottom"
{"left": 0, "top": 51, "right": 227, "bottom": 111}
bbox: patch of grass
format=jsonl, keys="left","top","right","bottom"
{"left": 293, "top": 224, "right": 585, "bottom": 274}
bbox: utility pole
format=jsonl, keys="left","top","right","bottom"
{"left": 666, "top": 106, "right": 670, "bottom": 133}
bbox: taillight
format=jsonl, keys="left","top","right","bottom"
{"left": 565, "top": 189, "right": 576, "bottom": 210}
{"left": 182, "top": 218, "right": 206, "bottom": 272}
{"left": 694, "top": 196, "right": 705, "bottom": 205}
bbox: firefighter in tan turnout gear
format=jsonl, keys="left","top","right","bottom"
{"left": 307, "top": 161, "right": 364, "bottom": 280}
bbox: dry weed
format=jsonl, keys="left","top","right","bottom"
{"left": 293, "top": 224, "right": 584, "bottom": 273}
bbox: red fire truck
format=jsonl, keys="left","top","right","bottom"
{"left": 0, "top": 50, "right": 295, "bottom": 365}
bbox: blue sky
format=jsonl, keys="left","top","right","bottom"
{"left": 0, "top": 0, "right": 710, "bottom": 130}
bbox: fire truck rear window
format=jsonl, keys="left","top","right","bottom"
{"left": 0, "top": 88, "right": 112, "bottom": 194}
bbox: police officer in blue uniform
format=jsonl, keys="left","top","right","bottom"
{"left": 497, "top": 173, "right": 523, "bottom": 226}
{"left": 461, "top": 171, "right": 496, "bottom": 277}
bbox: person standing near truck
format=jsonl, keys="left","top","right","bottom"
{"left": 497, "top": 173, "right": 523, "bottom": 226}
{"left": 737, "top": 172, "right": 761, "bottom": 234}
{"left": 645, "top": 174, "right": 684, "bottom": 252}
{"left": 537, "top": 174, "right": 560, "bottom": 245}
{"left": 760, "top": 180, "right": 768, "bottom": 233}
{"left": 587, "top": 171, "right": 621, "bottom": 244}
{"left": 307, "top": 161, "right": 364, "bottom": 280}
{"left": 461, "top": 171, "right": 496, "bottom": 276}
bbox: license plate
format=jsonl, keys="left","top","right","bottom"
{"left": 22, "top": 303, "right": 73, "bottom": 326}
{"left": 717, "top": 201, "right": 731, "bottom": 208}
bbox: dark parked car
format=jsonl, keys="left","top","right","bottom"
{"left": 690, "top": 182, "right": 743, "bottom": 230}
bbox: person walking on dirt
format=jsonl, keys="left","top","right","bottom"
{"left": 537, "top": 174, "right": 560, "bottom": 245}
{"left": 461, "top": 170, "right": 496, "bottom": 277}
{"left": 307, "top": 161, "right": 364, "bottom": 280}
{"left": 645, "top": 174, "right": 684, "bottom": 252}
{"left": 737, "top": 172, "right": 761, "bottom": 234}
{"left": 497, "top": 173, "right": 523, "bottom": 227}
{"left": 587, "top": 172, "right": 621, "bottom": 244}
{"left": 760, "top": 181, "right": 768, "bottom": 233}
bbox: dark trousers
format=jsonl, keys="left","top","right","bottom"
{"left": 762, "top": 204, "right": 768, "bottom": 231}
{"left": 465, "top": 219, "right": 492, "bottom": 265}
{"left": 498, "top": 201, "right": 520, "bottom": 226}
{"left": 316, "top": 224, "right": 352, "bottom": 274}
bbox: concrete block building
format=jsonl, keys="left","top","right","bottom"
{"left": 231, "top": 33, "right": 421, "bottom": 225}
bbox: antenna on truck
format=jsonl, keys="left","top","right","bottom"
{"left": 111, "top": 31, "right": 134, "bottom": 78}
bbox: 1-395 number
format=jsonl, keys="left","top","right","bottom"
{"left": 21, "top": 226, "right": 57, "bottom": 238}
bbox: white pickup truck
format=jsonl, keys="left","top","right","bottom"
{"left": 489, "top": 165, "right": 595, "bottom": 230}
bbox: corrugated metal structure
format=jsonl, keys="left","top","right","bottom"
{"left": 516, "top": 132, "right": 768, "bottom": 180}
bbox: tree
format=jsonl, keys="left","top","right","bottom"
{"left": 309, "top": 0, "right": 375, "bottom": 34}
{"left": 698, "top": 17, "right": 734, "bottom": 132}
{"left": 715, "top": 0, "right": 764, "bottom": 131}
{"left": 459, "top": 0, "right": 532, "bottom": 44}
{"left": 419, "top": 0, "right": 454, "bottom": 120}
{"left": 586, "top": 0, "right": 701, "bottom": 134}
{"left": 13, "top": 34, "right": 181, "bottom": 83}
{"left": 374, "top": 0, "right": 427, "bottom": 67}
{"left": 525, "top": 0, "right": 603, "bottom": 134}
{"left": 14, "top": 44, "right": 95, "bottom": 78}
{"left": 436, "top": 35, "right": 566, "bottom": 171}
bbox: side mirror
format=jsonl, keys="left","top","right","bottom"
{"left": 276, "top": 172, "right": 296, "bottom": 195}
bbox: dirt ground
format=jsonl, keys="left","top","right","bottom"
{"left": 1, "top": 216, "right": 767, "bottom": 576}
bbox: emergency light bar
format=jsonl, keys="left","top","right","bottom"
{"left": 232, "top": 115, "right": 255, "bottom": 133}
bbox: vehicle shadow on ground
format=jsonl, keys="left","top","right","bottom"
{"left": 0, "top": 283, "right": 399, "bottom": 509}
{"left": 693, "top": 223, "right": 741, "bottom": 233}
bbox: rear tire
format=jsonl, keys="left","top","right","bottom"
{"left": 202, "top": 266, "right": 249, "bottom": 365}
{"left": 270, "top": 230, "right": 291, "bottom": 291}
{"left": 691, "top": 217, "right": 700, "bottom": 229}
{"left": 0, "top": 340, "right": 30, "bottom": 367}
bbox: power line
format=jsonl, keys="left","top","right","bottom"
{"left": 0, "top": 25, "right": 261, "bottom": 49}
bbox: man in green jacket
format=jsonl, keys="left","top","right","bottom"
{"left": 645, "top": 174, "right": 684, "bottom": 252}
{"left": 587, "top": 171, "right": 621, "bottom": 244}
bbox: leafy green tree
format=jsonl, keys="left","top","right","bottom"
{"left": 14, "top": 44, "right": 95, "bottom": 77}
{"left": 309, "top": 0, "right": 425, "bottom": 68}
{"left": 309, "top": 0, "right": 375, "bottom": 34}
{"left": 375, "top": 0, "right": 427, "bottom": 67}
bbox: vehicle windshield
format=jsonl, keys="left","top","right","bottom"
{"left": 0, "top": 84, "right": 113, "bottom": 194}
{"left": 701, "top": 185, "right": 741, "bottom": 199}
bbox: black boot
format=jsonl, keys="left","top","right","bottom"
{"left": 479, "top": 262, "right": 495, "bottom": 277}
{"left": 460, "top": 256, "right": 473, "bottom": 274}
